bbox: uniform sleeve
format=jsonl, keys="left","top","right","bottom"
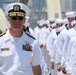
{"left": 31, "top": 40, "right": 41, "bottom": 66}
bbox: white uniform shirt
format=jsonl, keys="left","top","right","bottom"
{"left": 34, "top": 26, "right": 42, "bottom": 40}
{"left": 71, "top": 39, "right": 76, "bottom": 75}
{"left": 65, "top": 37, "right": 76, "bottom": 75}
{"left": 0, "top": 30, "right": 41, "bottom": 75}
{"left": 46, "top": 29, "right": 57, "bottom": 57}
{"left": 65, "top": 36, "right": 76, "bottom": 73}
{"left": 38, "top": 27, "right": 51, "bottom": 46}
{"left": 61, "top": 28, "right": 76, "bottom": 67}
{"left": 56, "top": 28, "right": 67, "bottom": 66}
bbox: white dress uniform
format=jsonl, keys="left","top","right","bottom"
{"left": 34, "top": 22, "right": 48, "bottom": 75}
{"left": 65, "top": 36, "right": 76, "bottom": 75}
{"left": 61, "top": 20, "right": 76, "bottom": 67}
{"left": 46, "top": 29, "right": 58, "bottom": 75}
{"left": 61, "top": 28, "right": 76, "bottom": 67}
{"left": 64, "top": 36, "right": 76, "bottom": 75}
{"left": 56, "top": 28, "right": 68, "bottom": 66}
{"left": 70, "top": 38, "right": 76, "bottom": 75}
{"left": 0, "top": 30, "right": 41, "bottom": 75}
{"left": 46, "top": 29, "right": 57, "bottom": 55}
{"left": 64, "top": 21, "right": 76, "bottom": 74}
{"left": 34, "top": 26, "right": 42, "bottom": 40}
{"left": 38, "top": 26, "right": 52, "bottom": 74}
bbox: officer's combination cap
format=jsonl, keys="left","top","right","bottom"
{"left": 5, "top": 3, "right": 30, "bottom": 17}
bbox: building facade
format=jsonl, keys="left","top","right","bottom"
{"left": 27, "top": 0, "right": 47, "bottom": 28}
{"left": 0, "top": 0, "right": 76, "bottom": 29}
{"left": 46, "top": 0, "right": 62, "bottom": 19}
{"left": 0, "top": 0, "right": 18, "bottom": 10}
{"left": 60, "top": 0, "right": 76, "bottom": 18}
{"left": 27, "top": 0, "right": 62, "bottom": 28}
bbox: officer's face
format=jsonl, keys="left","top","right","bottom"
{"left": 8, "top": 16, "right": 25, "bottom": 31}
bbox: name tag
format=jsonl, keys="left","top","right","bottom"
{"left": 1, "top": 48, "right": 9, "bottom": 51}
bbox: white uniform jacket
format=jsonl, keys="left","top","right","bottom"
{"left": 0, "top": 30, "right": 41, "bottom": 75}
{"left": 62, "top": 28, "right": 76, "bottom": 67}
{"left": 65, "top": 36, "right": 76, "bottom": 74}
{"left": 46, "top": 29, "right": 57, "bottom": 58}
{"left": 56, "top": 28, "right": 67, "bottom": 65}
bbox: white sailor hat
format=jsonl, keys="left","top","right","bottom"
{"left": 74, "top": 12, "right": 76, "bottom": 16}
{"left": 39, "top": 23, "right": 43, "bottom": 26}
{"left": 63, "top": 18, "right": 69, "bottom": 24}
{"left": 37, "top": 21, "right": 41, "bottom": 25}
{"left": 39, "top": 21, "right": 46, "bottom": 26}
{"left": 49, "top": 18, "right": 55, "bottom": 22}
{"left": 51, "top": 23, "right": 56, "bottom": 28}
{"left": 45, "top": 20, "right": 49, "bottom": 26}
{"left": 25, "top": 16, "right": 29, "bottom": 22}
{"left": 65, "top": 11, "right": 75, "bottom": 18}
{"left": 55, "top": 18, "right": 63, "bottom": 24}
{"left": 5, "top": 3, "right": 30, "bottom": 17}
{"left": 37, "top": 19, "right": 45, "bottom": 25}
{"left": 71, "top": 20, "right": 76, "bottom": 27}
{"left": 24, "top": 16, "right": 30, "bottom": 27}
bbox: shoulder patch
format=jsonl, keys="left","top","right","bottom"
{"left": 25, "top": 31, "right": 36, "bottom": 40}
{"left": 0, "top": 31, "right": 6, "bottom": 37}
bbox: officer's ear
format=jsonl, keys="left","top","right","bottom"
{"left": 7, "top": 17, "right": 10, "bottom": 21}
{"left": 24, "top": 17, "right": 26, "bottom": 23}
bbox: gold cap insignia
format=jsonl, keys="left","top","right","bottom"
{"left": 13, "top": 4, "right": 20, "bottom": 11}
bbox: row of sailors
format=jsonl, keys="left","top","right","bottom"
{"left": 33, "top": 11, "right": 76, "bottom": 75}
{"left": 6, "top": 11, "right": 76, "bottom": 75}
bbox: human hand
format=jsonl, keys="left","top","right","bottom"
{"left": 42, "top": 44, "right": 46, "bottom": 49}
{"left": 56, "top": 65, "right": 62, "bottom": 71}
{"left": 66, "top": 73, "right": 70, "bottom": 75}
{"left": 51, "top": 64, "right": 54, "bottom": 69}
{"left": 40, "top": 44, "right": 43, "bottom": 48}
{"left": 62, "top": 67, "right": 66, "bottom": 74}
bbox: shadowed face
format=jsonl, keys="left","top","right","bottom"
{"left": 8, "top": 16, "right": 26, "bottom": 31}
{"left": 56, "top": 23, "right": 63, "bottom": 28}
{"left": 68, "top": 17, "right": 75, "bottom": 22}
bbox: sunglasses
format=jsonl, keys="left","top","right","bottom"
{"left": 10, "top": 16, "right": 24, "bottom": 20}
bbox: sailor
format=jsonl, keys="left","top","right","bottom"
{"left": 0, "top": 3, "right": 42, "bottom": 75}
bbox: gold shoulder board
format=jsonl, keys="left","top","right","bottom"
{"left": 25, "top": 31, "right": 36, "bottom": 40}
{"left": 0, "top": 31, "right": 6, "bottom": 37}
